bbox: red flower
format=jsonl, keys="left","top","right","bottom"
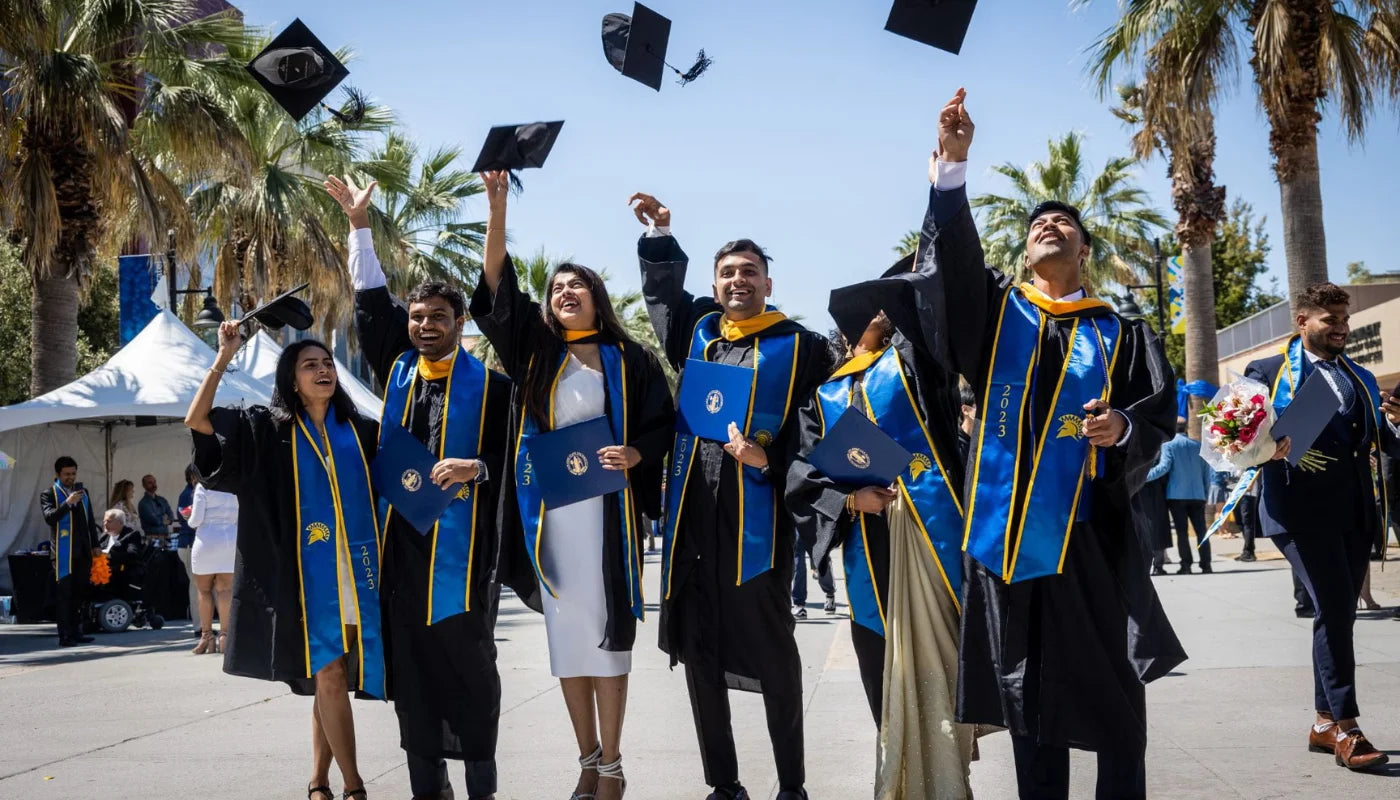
{"left": 1239, "top": 427, "right": 1258, "bottom": 445}
{"left": 1252, "top": 409, "right": 1267, "bottom": 423}
{"left": 1223, "top": 409, "right": 1237, "bottom": 421}
{"left": 1250, "top": 394, "right": 1266, "bottom": 406}
{"left": 1210, "top": 424, "right": 1228, "bottom": 436}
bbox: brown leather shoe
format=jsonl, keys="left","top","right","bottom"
{"left": 1333, "top": 724, "right": 1389, "bottom": 771}
{"left": 1307, "top": 712, "right": 1337, "bottom": 753}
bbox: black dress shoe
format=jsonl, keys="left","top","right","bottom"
{"left": 775, "top": 791, "right": 809, "bottom": 800}
{"left": 1200, "top": 564, "right": 1213, "bottom": 574}
{"left": 1151, "top": 567, "right": 1168, "bottom": 576}
{"left": 706, "top": 785, "right": 749, "bottom": 800}
{"left": 1176, "top": 565, "right": 1193, "bottom": 575}
{"left": 1236, "top": 552, "right": 1256, "bottom": 562}
{"left": 1296, "top": 607, "right": 1315, "bottom": 618}
{"left": 73, "top": 634, "right": 94, "bottom": 644}
{"left": 58, "top": 638, "right": 76, "bottom": 648}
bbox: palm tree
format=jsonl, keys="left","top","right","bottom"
{"left": 893, "top": 230, "right": 920, "bottom": 258}
{"left": 359, "top": 133, "right": 486, "bottom": 297}
{"left": 972, "top": 132, "right": 1169, "bottom": 289}
{"left": 1083, "top": 0, "right": 1400, "bottom": 299}
{"left": 0, "top": 0, "right": 252, "bottom": 395}
{"left": 186, "top": 71, "right": 392, "bottom": 335}
{"left": 1113, "top": 79, "right": 1226, "bottom": 436}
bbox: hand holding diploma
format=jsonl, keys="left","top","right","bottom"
{"left": 430, "top": 458, "right": 479, "bottom": 490}
{"left": 849, "top": 486, "right": 898, "bottom": 514}
{"left": 723, "top": 421, "right": 769, "bottom": 469}
{"left": 596, "top": 445, "right": 641, "bottom": 471}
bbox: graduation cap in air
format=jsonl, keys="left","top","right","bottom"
{"left": 827, "top": 252, "right": 935, "bottom": 349}
{"left": 884, "top": 0, "right": 978, "bottom": 55}
{"left": 471, "top": 121, "right": 565, "bottom": 190}
{"left": 602, "top": 2, "right": 711, "bottom": 91}
{"left": 245, "top": 18, "right": 351, "bottom": 122}
{"left": 239, "top": 283, "right": 314, "bottom": 332}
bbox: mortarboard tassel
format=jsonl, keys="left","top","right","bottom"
{"left": 674, "top": 49, "right": 712, "bottom": 85}
{"left": 321, "top": 87, "right": 368, "bottom": 126}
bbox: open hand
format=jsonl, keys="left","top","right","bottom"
{"left": 723, "top": 422, "right": 769, "bottom": 469}
{"left": 324, "top": 175, "right": 376, "bottom": 229}
{"left": 597, "top": 445, "right": 641, "bottom": 471}
{"left": 628, "top": 192, "right": 671, "bottom": 228}
{"left": 481, "top": 170, "right": 510, "bottom": 212}
{"left": 933, "top": 87, "right": 974, "bottom": 170}
{"left": 850, "top": 486, "right": 898, "bottom": 514}
{"left": 430, "top": 458, "right": 479, "bottom": 490}
{"left": 1082, "top": 399, "right": 1126, "bottom": 447}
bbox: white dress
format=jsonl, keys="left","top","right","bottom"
{"left": 540, "top": 355, "right": 632, "bottom": 678}
{"left": 186, "top": 484, "right": 238, "bottom": 575}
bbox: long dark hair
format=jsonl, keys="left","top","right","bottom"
{"left": 523, "top": 262, "right": 635, "bottom": 427}
{"left": 269, "top": 339, "right": 360, "bottom": 424}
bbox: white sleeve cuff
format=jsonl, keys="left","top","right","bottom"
{"left": 933, "top": 159, "right": 968, "bottom": 191}
{"left": 347, "top": 228, "right": 387, "bottom": 291}
{"left": 1114, "top": 410, "right": 1133, "bottom": 447}
{"left": 645, "top": 224, "right": 672, "bottom": 238}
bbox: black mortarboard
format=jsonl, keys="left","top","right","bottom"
{"left": 246, "top": 19, "right": 349, "bottom": 121}
{"left": 239, "top": 283, "right": 313, "bottom": 331}
{"left": 602, "top": 3, "right": 711, "bottom": 91}
{"left": 884, "top": 0, "right": 978, "bottom": 55}
{"left": 470, "top": 121, "right": 565, "bottom": 176}
{"left": 1028, "top": 200, "right": 1093, "bottom": 247}
{"left": 827, "top": 253, "right": 925, "bottom": 347}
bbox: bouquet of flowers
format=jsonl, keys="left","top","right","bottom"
{"left": 89, "top": 552, "right": 111, "bottom": 586}
{"left": 1197, "top": 377, "right": 1276, "bottom": 473}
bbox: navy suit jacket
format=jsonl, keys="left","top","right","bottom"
{"left": 1245, "top": 352, "right": 1399, "bottom": 538}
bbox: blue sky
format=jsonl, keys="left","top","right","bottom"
{"left": 232, "top": 0, "right": 1400, "bottom": 327}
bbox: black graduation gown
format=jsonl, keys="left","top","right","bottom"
{"left": 914, "top": 184, "right": 1186, "bottom": 753}
{"left": 192, "top": 405, "right": 380, "bottom": 696}
{"left": 638, "top": 234, "right": 835, "bottom": 692}
{"left": 469, "top": 258, "right": 674, "bottom": 652}
{"left": 356, "top": 286, "right": 511, "bottom": 761}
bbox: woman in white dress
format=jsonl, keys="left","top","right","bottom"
{"left": 474, "top": 170, "right": 674, "bottom": 800}
{"left": 182, "top": 471, "right": 238, "bottom": 655}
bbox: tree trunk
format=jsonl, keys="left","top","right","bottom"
{"left": 1181, "top": 238, "right": 1218, "bottom": 440}
{"left": 1276, "top": 133, "right": 1329, "bottom": 299}
{"left": 29, "top": 274, "right": 80, "bottom": 397}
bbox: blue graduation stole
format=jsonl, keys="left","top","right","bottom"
{"left": 292, "top": 408, "right": 385, "bottom": 698}
{"left": 661, "top": 312, "right": 801, "bottom": 599}
{"left": 51, "top": 482, "right": 92, "bottom": 581}
{"left": 963, "top": 286, "right": 1121, "bottom": 584}
{"left": 514, "top": 344, "right": 644, "bottom": 621}
{"left": 379, "top": 346, "right": 492, "bottom": 624}
{"left": 815, "top": 346, "right": 964, "bottom": 636}
{"left": 1207, "top": 335, "right": 1389, "bottom": 540}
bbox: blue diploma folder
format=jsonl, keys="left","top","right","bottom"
{"left": 809, "top": 407, "right": 913, "bottom": 488}
{"left": 525, "top": 416, "right": 628, "bottom": 509}
{"left": 1273, "top": 371, "right": 1343, "bottom": 466}
{"left": 677, "top": 358, "right": 754, "bottom": 442}
{"left": 370, "top": 423, "right": 458, "bottom": 535}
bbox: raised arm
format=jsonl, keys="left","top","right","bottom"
{"left": 469, "top": 172, "right": 550, "bottom": 381}
{"left": 326, "top": 175, "right": 413, "bottom": 382}
{"left": 481, "top": 171, "right": 510, "bottom": 295}
{"left": 629, "top": 192, "right": 704, "bottom": 369}
{"left": 185, "top": 321, "right": 242, "bottom": 436}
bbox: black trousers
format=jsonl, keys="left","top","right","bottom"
{"left": 791, "top": 549, "right": 834, "bottom": 606}
{"left": 55, "top": 572, "right": 87, "bottom": 640}
{"left": 1167, "top": 500, "right": 1210, "bottom": 567}
{"left": 1236, "top": 494, "right": 1258, "bottom": 557}
{"left": 850, "top": 620, "right": 885, "bottom": 725}
{"left": 1272, "top": 527, "right": 1372, "bottom": 719}
{"left": 684, "top": 661, "right": 805, "bottom": 792}
{"left": 1011, "top": 735, "right": 1145, "bottom": 799}
{"left": 406, "top": 751, "right": 495, "bottom": 799}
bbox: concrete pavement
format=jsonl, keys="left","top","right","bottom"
{"left": 1, "top": 534, "right": 1399, "bottom": 799}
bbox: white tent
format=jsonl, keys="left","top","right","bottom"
{"left": 0, "top": 312, "right": 379, "bottom": 591}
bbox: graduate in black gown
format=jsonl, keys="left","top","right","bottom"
{"left": 787, "top": 256, "right": 976, "bottom": 798}
{"left": 628, "top": 192, "right": 835, "bottom": 800}
{"left": 326, "top": 176, "right": 511, "bottom": 800}
{"left": 473, "top": 171, "right": 673, "bottom": 800}
{"left": 40, "top": 456, "right": 99, "bottom": 647}
{"left": 188, "top": 323, "right": 383, "bottom": 800}
{"left": 918, "top": 90, "right": 1185, "bottom": 799}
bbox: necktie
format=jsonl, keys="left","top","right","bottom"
{"left": 1318, "top": 360, "right": 1355, "bottom": 413}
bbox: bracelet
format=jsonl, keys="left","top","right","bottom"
{"left": 487, "top": 226, "right": 506, "bottom": 232}
{"left": 844, "top": 493, "right": 857, "bottom": 517}
{"left": 209, "top": 365, "right": 226, "bottom": 374}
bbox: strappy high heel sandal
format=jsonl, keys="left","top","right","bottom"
{"left": 569, "top": 743, "right": 603, "bottom": 800}
{"left": 307, "top": 783, "right": 333, "bottom": 800}
{"left": 191, "top": 631, "right": 213, "bottom": 655}
{"left": 342, "top": 789, "right": 367, "bottom": 800}
{"left": 215, "top": 630, "right": 227, "bottom": 653}
{"left": 596, "top": 756, "right": 626, "bottom": 799}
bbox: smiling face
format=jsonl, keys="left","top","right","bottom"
{"left": 294, "top": 345, "right": 338, "bottom": 402}
{"left": 713, "top": 251, "right": 772, "bottom": 319}
{"left": 408, "top": 295, "right": 462, "bottom": 360}
{"left": 549, "top": 270, "right": 598, "bottom": 331}
{"left": 1024, "top": 210, "right": 1090, "bottom": 280}
{"left": 1298, "top": 303, "right": 1350, "bottom": 359}
{"left": 57, "top": 466, "right": 77, "bottom": 489}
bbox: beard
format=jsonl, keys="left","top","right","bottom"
{"left": 1306, "top": 329, "right": 1346, "bottom": 357}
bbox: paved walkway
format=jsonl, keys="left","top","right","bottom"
{"left": 1, "top": 535, "right": 1398, "bottom": 799}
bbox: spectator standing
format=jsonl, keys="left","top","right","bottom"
{"left": 184, "top": 480, "right": 237, "bottom": 655}
{"left": 1147, "top": 418, "right": 1215, "bottom": 574}
{"left": 138, "top": 474, "right": 175, "bottom": 548}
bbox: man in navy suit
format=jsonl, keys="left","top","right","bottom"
{"left": 1245, "top": 282, "right": 1400, "bottom": 772}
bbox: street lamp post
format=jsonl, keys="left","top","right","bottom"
{"left": 1119, "top": 238, "right": 1168, "bottom": 333}
{"left": 163, "top": 229, "right": 225, "bottom": 330}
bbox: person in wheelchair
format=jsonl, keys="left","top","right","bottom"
{"left": 89, "top": 509, "right": 163, "bottom": 631}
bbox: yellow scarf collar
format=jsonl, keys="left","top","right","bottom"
{"left": 562, "top": 329, "right": 600, "bottom": 342}
{"left": 719, "top": 310, "right": 787, "bottom": 342}
{"left": 830, "top": 346, "right": 888, "bottom": 380}
{"left": 416, "top": 351, "right": 456, "bottom": 381}
{"left": 1018, "top": 282, "right": 1112, "bottom": 315}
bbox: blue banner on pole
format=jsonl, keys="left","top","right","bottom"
{"left": 118, "top": 254, "right": 159, "bottom": 345}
